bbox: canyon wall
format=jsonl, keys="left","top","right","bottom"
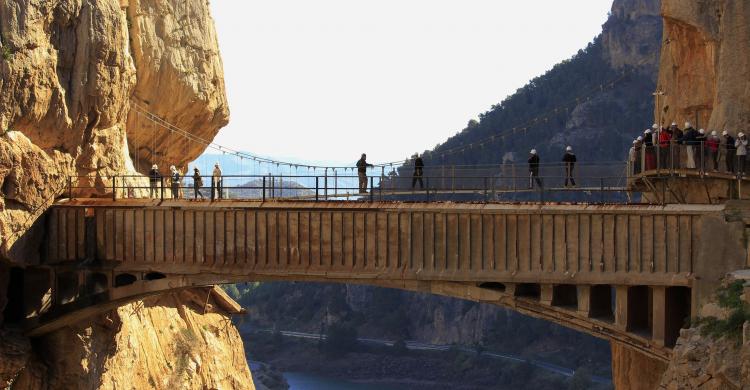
{"left": 656, "top": 0, "right": 750, "bottom": 132}
{"left": 0, "top": 0, "right": 243, "bottom": 388}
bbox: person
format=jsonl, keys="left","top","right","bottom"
{"left": 706, "top": 131, "right": 720, "bottom": 171}
{"left": 562, "top": 146, "right": 576, "bottom": 187}
{"left": 634, "top": 137, "right": 644, "bottom": 174}
{"left": 669, "top": 122, "right": 684, "bottom": 168}
{"left": 149, "top": 164, "right": 161, "bottom": 198}
{"left": 723, "top": 131, "right": 736, "bottom": 173}
{"left": 736, "top": 132, "right": 748, "bottom": 176}
{"left": 193, "top": 167, "right": 205, "bottom": 200}
{"left": 169, "top": 165, "right": 180, "bottom": 199}
{"left": 528, "top": 149, "right": 542, "bottom": 189}
{"left": 643, "top": 129, "right": 656, "bottom": 171}
{"left": 695, "top": 129, "right": 707, "bottom": 171}
{"left": 356, "top": 153, "right": 374, "bottom": 193}
{"left": 411, "top": 154, "right": 424, "bottom": 189}
{"left": 683, "top": 123, "right": 698, "bottom": 169}
{"left": 212, "top": 162, "right": 223, "bottom": 200}
{"left": 629, "top": 140, "right": 638, "bottom": 175}
{"left": 657, "top": 123, "right": 671, "bottom": 169}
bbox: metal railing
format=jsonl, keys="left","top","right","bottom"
{"left": 629, "top": 142, "right": 747, "bottom": 178}
{"left": 64, "top": 162, "right": 633, "bottom": 204}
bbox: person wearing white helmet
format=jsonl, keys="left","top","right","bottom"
{"left": 148, "top": 164, "right": 161, "bottom": 198}
{"left": 695, "top": 129, "right": 707, "bottom": 171}
{"left": 192, "top": 167, "right": 205, "bottom": 200}
{"left": 706, "top": 131, "right": 720, "bottom": 171}
{"left": 528, "top": 149, "right": 542, "bottom": 189}
{"left": 683, "top": 124, "right": 698, "bottom": 169}
{"left": 562, "top": 146, "right": 577, "bottom": 187}
{"left": 736, "top": 133, "right": 748, "bottom": 176}
{"left": 657, "top": 123, "right": 672, "bottom": 169}
{"left": 629, "top": 140, "right": 638, "bottom": 175}
{"left": 169, "top": 165, "right": 181, "bottom": 199}
{"left": 723, "top": 131, "right": 736, "bottom": 173}
{"left": 212, "top": 162, "right": 223, "bottom": 200}
{"left": 643, "top": 128, "right": 656, "bottom": 171}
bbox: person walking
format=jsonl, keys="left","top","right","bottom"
{"left": 411, "top": 154, "right": 424, "bottom": 189}
{"left": 356, "top": 153, "right": 374, "bottom": 193}
{"left": 706, "top": 131, "right": 720, "bottom": 171}
{"left": 723, "top": 131, "right": 736, "bottom": 173}
{"left": 562, "top": 146, "right": 577, "bottom": 187}
{"left": 736, "top": 133, "right": 748, "bottom": 176}
{"left": 528, "top": 149, "right": 542, "bottom": 189}
{"left": 629, "top": 140, "right": 638, "bottom": 176}
{"left": 169, "top": 165, "right": 181, "bottom": 199}
{"left": 192, "top": 167, "right": 205, "bottom": 200}
{"left": 149, "top": 164, "right": 161, "bottom": 198}
{"left": 212, "top": 162, "right": 223, "bottom": 200}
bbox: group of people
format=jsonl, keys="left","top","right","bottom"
{"left": 629, "top": 122, "right": 749, "bottom": 175}
{"left": 147, "top": 162, "right": 224, "bottom": 200}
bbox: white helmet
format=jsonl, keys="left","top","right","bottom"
{"left": 645, "top": 129, "right": 652, "bottom": 134}
{"left": 652, "top": 124, "right": 659, "bottom": 129}
{"left": 632, "top": 140, "right": 638, "bottom": 145}
{"left": 152, "top": 164, "right": 158, "bottom": 170}
{"left": 685, "top": 122, "right": 692, "bottom": 128}
{"left": 740, "top": 132, "right": 746, "bottom": 138}
{"left": 671, "top": 122, "right": 677, "bottom": 127}
{"left": 699, "top": 129, "right": 705, "bottom": 135}
{"left": 723, "top": 130, "right": 729, "bottom": 136}
{"left": 530, "top": 149, "right": 537, "bottom": 155}
{"left": 711, "top": 131, "right": 717, "bottom": 136}
{"left": 566, "top": 146, "right": 573, "bottom": 152}
{"left": 637, "top": 136, "right": 644, "bottom": 141}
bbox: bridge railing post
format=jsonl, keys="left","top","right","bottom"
{"left": 324, "top": 168, "right": 328, "bottom": 200}
{"left": 315, "top": 177, "right": 319, "bottom": 202}
{"left": 262, "top": 176, "right": 266, "bottom": 202}
{"left": 112, "top": 176, "right": 117, "bottom": 201}
{"left": 369, "top": 176, "right": 374, "bottom": 202}
{"left": 160, "top": 177, "right": 164, "bottom": 201}
{"left": 68, "top": 176, "right": 73, "bottom": 200}
{"left": 600, "top": 177, "right": 605, "bottom": 203}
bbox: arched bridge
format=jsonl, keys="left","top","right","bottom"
{"left": 17, "top": 199, "right": 750, "bottom": 362}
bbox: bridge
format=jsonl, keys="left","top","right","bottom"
{"left": 14, "top": 197, "right": 748, "bottom": 363}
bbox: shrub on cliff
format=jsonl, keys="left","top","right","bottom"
{"left": 693, "top": 281, "right": 750, "bottom": 342}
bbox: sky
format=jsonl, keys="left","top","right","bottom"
{"left": 210, "top": 0, "right": 613, "bottom": 165}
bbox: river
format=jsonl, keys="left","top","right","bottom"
{"left": 284, "top": 372, "right": 404, "bottom": 390}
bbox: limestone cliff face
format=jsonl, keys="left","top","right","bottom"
{"left": 12, "top": 288, "right": 255, "bottom": 390}
{"left": 0, "top": 0, "right": 243, "bottom": 388}
{"left": 656, "top": 0, "right": 750, "bottom": 132}
{"left": 0, "top": 0, "right": 229, "bottom": 263}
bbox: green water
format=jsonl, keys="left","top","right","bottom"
{"left": 284, "top": 372, "right": 404, "bottom": 390}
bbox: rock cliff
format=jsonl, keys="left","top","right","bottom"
{"left": 655, "top": 0, "right": 750, "bottom": 132}
{"left": 0, "top": 0, "right": 244, "bottom": 388}
{"left": 12, "top": 288, "right": 255, "bottom": 389}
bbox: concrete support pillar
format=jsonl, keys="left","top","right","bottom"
{"left": 577, "top": 285, "right": 592, "bottom": 317}
{"left": 615, "top": 285, "right": 629, "bottom": 330}
{"left": 540, "top": 284, "right": 553, "bottom": 305}
{"left": 652, "top": 286, "right": 667, "bottom": 347}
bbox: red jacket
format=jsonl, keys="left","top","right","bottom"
{"left": 659, "top": 130, "right": 671, "bottom": 148}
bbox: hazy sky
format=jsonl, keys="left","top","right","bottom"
{"left": 210, "top": 1, "right": 613, "bottom": 165}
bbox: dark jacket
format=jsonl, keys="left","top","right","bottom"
{"left": 672, "top": 127, "right": 684, "bottom": 144}
{"left": 695, "top": 133, "right": 707, "bottom": 147}
{"left": 356, "top": 158, "right": 373, "bottom": 174}
{"left": 726, "top": 135, "right": 737, "bottom": 152}
{"left": 171, "top": 171, "right": 181, "bottom": 185}
{"left": 683, "top": 128, "right": 698, "bottom": 145}
{"left": 643, "top": 133, "right": 654, "bottom": 147}
{"left": 413, "top": 157, "right": 424, "bottom": 175}
{"left": 528, "top": 155, "right": 540, "bottom": 173}
{"left": 149, "top": 168, "right": 161, "bottom": 184}
{"left": 562, "top": 152, "right": 577, "bottom": 166}
{"left": 193, "top": 172, "right": 203, "bottom": 187}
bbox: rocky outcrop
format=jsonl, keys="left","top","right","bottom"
{"left": 12, "top": 287, "right": 255, "bottom": 390}
{"left": 655, "top": 0, "right": 750, "bottom": 132}
{"left": 611, "top": 341, "right": 667, "bottom": 390}
{"left": 602, "top": 0, "right": 662, "bottom": 72}
{"left": 125, "top": 0, "right": 229, "bottom": 173}
{"left": 0, "top": 0, "right": 229, "bottom": 263}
